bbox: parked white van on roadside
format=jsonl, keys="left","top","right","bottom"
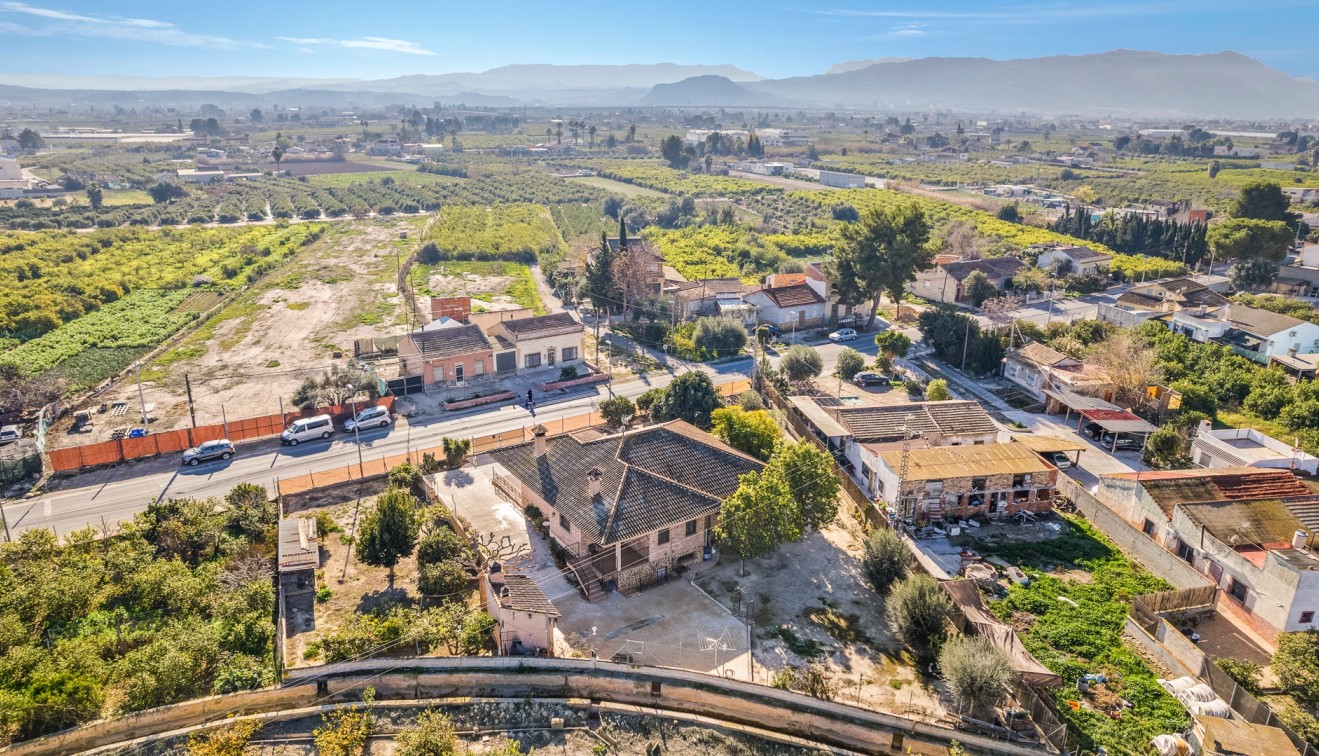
{"left": 281, "top": 414, "right": 334, "bottom": 445}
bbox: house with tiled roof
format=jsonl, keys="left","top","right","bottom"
{"left": 1003, "top": 341, "right": 1112, "bottom": 402}
{"left": 908, "top": 256, "right": 1024, "bottom": 306}
{"left": 1161, "top": 303, "right": 1319, "bottom": 366}
{"left": 1098, "top": 467, "right": 1319, "bottom": 635}
{"left": 481, "top": 311, "right": 585, "bottom": 375}
{"left": 486, "top": 420, "right": 764, "bottom": 600}
{"left": 743, "top": 273, "right": 827, "bottom": 330}
{"left": 1099, "top": 277, "right": 1230, "bottom": 328}
{"left": 672, "top": 278, "right": 754, "bottom": 320}
{"left": 483, "top": 566, "right": 559, "bottom": 656}
{"left": 397, "top": 323, "right": 495, "bottom": 387}
{"left": 1034, "top": 243, "right": 1112, "bottom": 275}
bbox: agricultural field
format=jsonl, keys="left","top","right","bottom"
{"left": 50, "top": 218, "right": 424, "bottom": 445}
{"left": 578, "top": 159, "right": 785, "bottom": 197}
{"left": 1, "top": 289, "right": 199, "bottom": 391}
{"left": 0, "top": 166, "right": 608, "bottom": 230}
{"left": 423, "top": 203, "right": 565, "bottom": 261}
{"left": 0, "top": 224, "right": 324, "bottom": 345}
{"left": 980, "top": 517, "right": 1188, "bottom": 755}
{"left": 566, "top": 174, "right": 670, "bottom": 198}
{"left": 410, "top": 260, "right": 544, "bottom": 313}
{"left": 645, "top": 224, "right": 836, "bottom": 281}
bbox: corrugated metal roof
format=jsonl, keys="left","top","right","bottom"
{"left": 879, "top": 442, "right": 1053, "bottom": 481}
{"left": 278, "top": 517, "right": 319, "bottom": 573}
{"left": 1015, "top": 435, "right": 1088, "bottom": 453}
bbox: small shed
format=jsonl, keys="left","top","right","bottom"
{"left": 278, "top": 517, "right": 320, "bottom": 574}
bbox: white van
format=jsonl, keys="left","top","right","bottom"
{"left": 281, "top": 414, "right": 334, "bottom": 445}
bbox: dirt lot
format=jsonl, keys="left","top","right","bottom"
{"left": 57, "top": 217, "right": 426, "bottom": 443}
{"left": 281, "top": 480, "right": 437, "bottom": 669}
{"left": 695, "top": 512, "right": 954, "bottom": 724}
{"left": 263, "top": 160, "right": 402, "bottom": 176}
{"left": 414, "top": 260, "right": 540, "bottom": 313}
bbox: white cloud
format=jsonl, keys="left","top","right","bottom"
{"left": 0, "top": 2, "right": 249, "bottom": 48}
{"left": 885, "top": 24, "right": 927, "bottom": 38}
{"left": 277, "top": 35, "right": 436, "bottom": 56}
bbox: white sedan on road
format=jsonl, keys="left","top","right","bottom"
{"left": 828, "top": 328, "right": 858, "bottom": 342}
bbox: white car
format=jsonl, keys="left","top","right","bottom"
{"left": 829, "top": 328, "right": 858, "bottom": 342}
{"left": 0, "top": 425, "right": 19, "bottom": 445}
{"left": 344, "top": 405, "right": 392, "bottom": 433}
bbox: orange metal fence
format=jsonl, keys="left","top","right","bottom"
{"left": 47, "top": 397, "right": 396, "bottom": 473}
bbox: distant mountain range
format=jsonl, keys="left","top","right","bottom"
{"left": 2, "top": 52, "right": 1318, "bottom": 118}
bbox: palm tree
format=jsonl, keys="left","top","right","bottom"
{"left": 545, "top": 127, "right": 553, "bottom": 144}
{"left": 555, "top": 125, "right": 562, "bottom": 145}
{"left": 272, "top": 145, "right": 284, "bottom": 172}
{"left": 588, "top": 124, "right": 597, "bottom": 146}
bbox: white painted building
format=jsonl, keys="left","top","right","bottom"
{"left": 1098, "top": 468, "right": 1319, "bottom": 636}
{"left": 1191, "top": 421, "right": 1319, "bottom": 475}
{"left": 818, "top": 170, "right": 866, "bottom": 189}
{"left": 757, "top": 129, "right": 811, "bottom": 147}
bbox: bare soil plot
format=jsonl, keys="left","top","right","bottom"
{"left": 695, "top": 512, "right": 954, "bottom": 723}
{"left": 412, "top": 260, "right": 542, "bottom": 313}
{"left": 264, "top": 160, "right": 402, "bottom": 176}
{"left": 68, "top": 217, "right": 426, "bottom": 442}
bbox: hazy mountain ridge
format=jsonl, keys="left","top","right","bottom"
{"left": 3, "top": 51, "right": 1318, "bottom": 117}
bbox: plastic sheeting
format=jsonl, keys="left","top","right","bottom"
{"left": 1151, "top": 734, "right": 1191, "bottom": 756}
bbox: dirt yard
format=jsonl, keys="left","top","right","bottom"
{"left": 59, "top": 217, "right": 426, "bottom": 443}
{"left": 412, "top": 259, "right": 542, "bottom": 313}
{"left": 281, "top": 480, "right": 432, "bottom": 669}
{"left": 695, "top": 511, "right": 954, "bottom": 724}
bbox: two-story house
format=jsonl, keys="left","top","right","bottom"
{"left": 1003, "top": 341, "right": 1113, "bottom": 403}
{"left": 1098, "top": 467, "right": 1319, "bottom": 637}
{"left": 487, "top": 421, "right": 763, "bottom": 600}
{"left": 873, "top": 442, "right": 1059, "bottom": 523}
{"left": 472, "top": 311, "right": 585, "bottom": 375}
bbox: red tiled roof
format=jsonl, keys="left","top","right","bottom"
{"left": 759, "top": 283, "right": 825, "bottom": 308}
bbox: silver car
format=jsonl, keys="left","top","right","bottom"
{"left": 182, "top": 439, "right": 235, "bottom": 466}
{"left": 344, "top": 405, "right": 392, "bottom": 433}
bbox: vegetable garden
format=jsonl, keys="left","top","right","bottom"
{"left": 979, "top": 517, "right": 1189, "bottom": 755}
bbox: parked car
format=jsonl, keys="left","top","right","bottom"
{"left": 1081, "top": 422, "right": 1105, "bottom": 439}
{"left": 853, "top": 372, "right": 887, "bottom": 387}
{"left": 182, "top": 439, "right": 234, "bottom": 466}
{"left": 344, "top": 405, "right": 392, "bottom": 433}
{"left": 1101, "top": 433, "right": 1143, "bottom": 451}
{"left": 829, "top": 328, "right": 858, "bottom": 342}
{"left": 0, "top": 425, "right": 19, "bottom": 445}
{"left": 281, "top": 414, "right": 333, "bottom": 445}
{"left": 1047, "top": 451, "right": 1073, "bottom": 470}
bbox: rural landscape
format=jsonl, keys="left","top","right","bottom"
{"left": 5, "top": 2, "right": 1319, "bottom": 755}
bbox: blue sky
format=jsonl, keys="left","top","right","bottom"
{"left": 0, "top": 0, "right": 1314, "bottom": 81}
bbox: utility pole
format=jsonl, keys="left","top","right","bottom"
{"left": 132, "top": 365, "right": 150, "bottom": 431}
{"left": 221, "top": 404, "right": 229, "bottom": 439}
{"left": 960, "top": 319, "right": 971, "bottom": 372}
{"left": 183, "top": 372, "right": 197, "bottom": 428}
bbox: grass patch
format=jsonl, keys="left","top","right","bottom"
{"left": 286, "top": 302, "right": 310, "bottom": 311}
{"left": 266, "top": 360, "right": 281, "bottom": 368}
{"left": 772, "top": 624, "right": 825, "bottom": 659}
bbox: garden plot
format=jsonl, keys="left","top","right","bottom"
{"left": 55, "top": 217, "right": 425, "bottom": 444}
{"left": 694, "top": 512, "right": 951, "bottom": 722}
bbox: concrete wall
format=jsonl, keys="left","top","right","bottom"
{"left": 1060, "top": 476, "right": 1212, "bottom": 590}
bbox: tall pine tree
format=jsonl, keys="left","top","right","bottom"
{"left": 583, "top": 232, "right": 616, "bottom": 313}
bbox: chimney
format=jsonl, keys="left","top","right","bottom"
{"left": 1295, "top": 530, "right": 1310, "bottom": 551}
{"left": 532, "top": 424, "right": 548, "bottom": 457}
{"left": 587, "top": 467, "right": 603, "bottom": 498}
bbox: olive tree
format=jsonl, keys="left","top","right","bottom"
{"left": 939, "top": 635, "right": 1015, "bottom": 717}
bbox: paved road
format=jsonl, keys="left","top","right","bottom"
{"left": 3, "top": 358, "right": 752, "bottom": 539}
